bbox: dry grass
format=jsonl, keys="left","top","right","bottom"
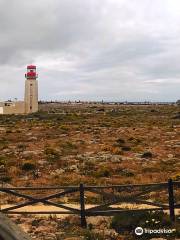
{"left": 0, "top": 103, "right": 179, "bottom": 189}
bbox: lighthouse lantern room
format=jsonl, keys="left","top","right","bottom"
{"left": 25, "top": 65, "right": 38, "bottom": 80}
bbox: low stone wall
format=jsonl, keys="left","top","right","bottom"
{"left": 2, "top": 101, "right": 25, "bottom": 114}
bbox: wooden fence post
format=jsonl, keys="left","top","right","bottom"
{"left": 79, "top": 183, "right": 87, "bottom": 228}
{"left": 168, "top": 179, "right": 175, "bottom": 223}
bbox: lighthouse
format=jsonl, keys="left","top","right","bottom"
{"left": 24, "top": 65, "right": 38, "bottom": 113}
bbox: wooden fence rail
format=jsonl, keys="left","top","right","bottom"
{"left": 0, "top": 179, "right": 179, "bottom": 228}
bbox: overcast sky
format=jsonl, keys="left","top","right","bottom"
{"left": 0, "top": 0, "right": 180, "bottom": 101}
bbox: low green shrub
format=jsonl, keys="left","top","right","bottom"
{"left": 44, "top": 147, "right": 60, "bottom": 162}
{"left": 83, "top": 230, "right": 104, "bottom": 240}
{"left": 141, "top": 151, "right": 153, "bottom": 158}
{"left": 0, "top": 156, "right": 7, "bottom": 166}
{"left": 22, "top": 162, "right": 36, "bottom": 171}
{"left": 111, "top": 211, "right": 172, "bottom": 233}
{"left": 122, "top": 146, "right": 131, "bottom": 151}
{"left": 1, "top": 176, "right": 11, "bottom": 183}
{"left": 94, "top": 167, "right": 111, "bottom": 178}
{"left": 17, "top": 143, "right": 27, "bottom": 150}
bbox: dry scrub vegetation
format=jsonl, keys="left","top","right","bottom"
{"left": 0, "top": 103, "right": 179, "bottom": 187}
{"left": 0, "top": 103, "right": 180, "bottom": 239}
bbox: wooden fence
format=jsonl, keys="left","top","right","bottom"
{"left": 0, "top": 179, "right": 179, "bottom": 228}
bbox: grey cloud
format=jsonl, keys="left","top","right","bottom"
{"left": 0, "top": 0, "right": 180, "bottom": 101}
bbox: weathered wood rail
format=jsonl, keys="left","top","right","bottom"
{"left": 0, "top": 179, "right": 179, "bottom": 228}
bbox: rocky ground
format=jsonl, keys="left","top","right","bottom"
{"left": 9, "top": 215, "right": 120, "bottom": 240}
{"left": 9, "top": 213, "right": 179, "bottom": 240}
{"left": 0, "top": 103, "right": 179, "bottom": 188}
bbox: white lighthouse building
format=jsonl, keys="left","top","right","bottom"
{"left": 24, "top": 65, "right": 38, "bottom": 113}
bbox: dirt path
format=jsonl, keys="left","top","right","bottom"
{"left": 0, "top": 204, "right": 179, "bottom": 218}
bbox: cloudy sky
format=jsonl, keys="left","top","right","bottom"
{"left": 0, "top": 0, "right": 180, "bottom": 101}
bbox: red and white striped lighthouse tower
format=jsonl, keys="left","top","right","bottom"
{"left": 24, "top": 65, "right": 38, "bottom": 113}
